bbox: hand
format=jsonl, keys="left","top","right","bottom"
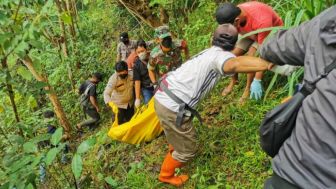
{"left": 268, "top": 63, "right": 275, "bottom": 70}
{"left": 135, "top": 99, "right": 141, "bottom": 108}
{"left": 250, "top": 79, "right": 263, "bottom": 100}
{"left": 95, "top": 107, "right": 100, "bottom": 112}
{"left": 108, "top": 102, "right": 118, "bottom": 113}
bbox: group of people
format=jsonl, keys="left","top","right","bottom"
{"left": 75, "top": 1, "right": 336, "bottom": 188}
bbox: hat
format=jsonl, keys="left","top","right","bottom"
{"left": 155, "top": 25, "right": 171, "bottom": 39}
{"left": 212, "top": 24, "right": 238, "bottom": 51}
{"left": 120, "top": 32, "right": 129, "bottom": 41}
{"left": 215, "top": 3, "right": 241, "bottom": 24}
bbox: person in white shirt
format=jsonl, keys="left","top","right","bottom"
{"left": 154, "top": 24, "right": 271, "bottom": 187}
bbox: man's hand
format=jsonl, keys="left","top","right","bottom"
{"left": 268, "top": 63, "right": 275, "bottom": 70}
{"left": 95, "top": 106, "right": 100, "bottom": 112}
{"left": 135, "top": 99, "right": 141, "bottom": 108}
{"left": 250, "top": 79, "right": 263, "bottom": 100}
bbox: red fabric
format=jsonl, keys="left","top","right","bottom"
{"left": 126, "top": 51, "right": 138, "bottom": 69}
{"left": 181, "top": 40, "right": 188, "bottom": 49}
{"left": 238, "top": 1, "right": 283, "bottom": 44}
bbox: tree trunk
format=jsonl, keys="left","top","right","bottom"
{"left": 65, "top": 0, "right": 77, "bottom": 39}
{"left": 1, "top": 58, "right": 23, "bottom": 136}
{"left": 22, "top": 55, "right": 72, "bottom": 135}
{"left": 55, "top": 0, "right": 76, "bottom": 90}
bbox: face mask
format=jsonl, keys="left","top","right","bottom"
{"left": 119, "top": 74, "right": 128, "bottom": 79}
{"left": 138, "top": 52, "right": 147, "bottom": 61}
{"left": 122, "top": 39, "right": 129, "bottom": 45}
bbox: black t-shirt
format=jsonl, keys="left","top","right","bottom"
{"left": 79, "top": 80, "right": 97, "bottom": 98}
{"left": 133, "top": 59, "right": 152, "bottom": 88}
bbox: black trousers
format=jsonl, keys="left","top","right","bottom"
{"left": 117, "top": 105, "right": 134, "bottom": 125}
{"left": 264, "top": 173, "right": 300, "bottom": 189}
{"left": 79, "top": 106, "right": 100, "bottom": 129}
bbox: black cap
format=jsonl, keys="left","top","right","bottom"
{"left": 212, "top": 24, "right": 238, "bottom": 51}
{"left": 215, "top": 3, "right": 241, "bottom": 24}
{"left": 120, "top": 32, "right": 129, "bottom": 41}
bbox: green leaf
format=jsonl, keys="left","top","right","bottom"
{"left": 23, "top": 142, "right": 38, "bottom": 153}
{"left": 45, "top": 147, "right": 59, "bottom": 166}
{"left": 25, "top": 183, "right": 34, "bottom": 189}
{"left": 72, "top": 153, "right": 83, "bottom": 179}
{"left": 30, "top": 133, "right": 51, "bottom": 144}
{"left": 240, "top": 26, "right": 285, "bottom": 40}
{"left": 35, "top": 81, "right": 49, "bottom": 89}
{"left": 104, "top": 176, "right": 118, "bottom": 187}
{"left": 77, "top": 138, "right": 96, "bottom": 154}
{"left": 0, "top": 12, "right": 10, "bottom": 25}
{"left": 51, "top": 127, "right": 63, "bottom": 146}
{"left": 60, "top": 12, "right": 72, "bottom": 24}
{"left": 14, "top": 42, "right": 29, "bottom": 59}
{"left": 17, "top": 66, "right": 32, "bottom": 81}
{"left": 0, "top": 33, "right": 12, "bottom": 46}
{"left": 10, "top": 135, "right": 24, "bottom": 145}
{"left": 29, "top": 40, "right": 43, "bottom": 49}
{"left": 27, "top": 95, "right": 37, "bottom": 109}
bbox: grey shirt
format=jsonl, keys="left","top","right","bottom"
{"left": 260, "top": 6, "right": 336, "bottom": 189}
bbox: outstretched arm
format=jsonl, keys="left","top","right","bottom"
{"left": 223, "top": 56, "right": 270, "bottom": 74}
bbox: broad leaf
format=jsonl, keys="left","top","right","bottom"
{"left": 17, "top": 66, "right": 32, "bottom": 81}
{"left": 27, "top": 95, "right": 38, "bottom": 109}
{"left": 25, "top": 183, "right": 34, "bottom": 189}
{"left": 28, "top": 40, "right": 43, "bottom": 49}
{"left": 61, "top": 12, "right": 72, "bottom": 24}
{"left": 30, "top": 133, "right": 51, "bottom": 144}
{"left": 104, "top": 176, "right": 118, "bottom": 187}
{"left": 23, "top": 142, "right": 37, "bottom": 153}
{"left": 51, "top": 127, "right": 63, "bottom": 146}
{"left": 45, "top": 147, "right": 59, "bottom": 166}
{"left": 14, "top": 42, "right": 29, "bottom": 59}
{"left": 11, "top": 135, "right": 24, "bottom": 145}
{"left": 0, "top": 33, "right": 12, "bottom": 46}
{"left": 72, "top": 153, "right": 83, "bottom": 179}
{"left": 77, "top": 138, "right": 96, "bottom": 154}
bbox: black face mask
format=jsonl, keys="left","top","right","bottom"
{"left": 122, "top": 39, "right": 129, "bottom": 45}
{"left": 119, "top": 74, "right": 128, "bottom": 79}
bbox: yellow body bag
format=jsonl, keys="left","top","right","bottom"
{"left": 108, "top": 98, "right": 163, "bottom": 144}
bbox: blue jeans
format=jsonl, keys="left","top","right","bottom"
{"left": 141, "top": 87, "right": 154, "bottom": 104}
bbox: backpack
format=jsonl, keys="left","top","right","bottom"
{"left": 79, "top": 82, "right": 94, "bottom": 107}
{"left": 259, "top": 59, "right": 336, "bottom": 157}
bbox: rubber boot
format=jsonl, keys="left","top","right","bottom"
{"left": 158, "top": 152, "right": 189, "bottom": 187}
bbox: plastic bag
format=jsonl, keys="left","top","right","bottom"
{"left": 108, "top": 98, "right": 163, "bottom": 144}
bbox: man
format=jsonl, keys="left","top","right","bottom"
{"left": 133, "top": 40, "right": 153, "bottom": 107}
{"left": 104, "top": 61, "right": 134, "bottom": 125}
{"left": 216, "top": 2, "right": 283, "bottom": 101}
{"left": 260, "top": 6, "right": 336, "bottom": 189}
{"left": 154, "top": 24, "right": 271, "bottom": 187}
{"left": 77, "top": 72, "right": 103, "bottom": 130}
{"left": 148, "top": 26, "right": 190, "bottom": 84}
{"left": 116, "top": 32, "right": 137, "bottom": 62}
{"left": 127, "top": 39, "right": 154, "bottom": 70}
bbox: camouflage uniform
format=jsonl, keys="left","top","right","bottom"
{"left": 148, "top": 39, "right": 187, "bottom": 76}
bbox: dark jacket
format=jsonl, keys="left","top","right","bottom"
{"left": 260, "top": 6, "right": 336, "bottom": 189}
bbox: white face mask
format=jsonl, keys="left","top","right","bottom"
{"left": 138, "top": 52, "right": 147, "bottom": 61}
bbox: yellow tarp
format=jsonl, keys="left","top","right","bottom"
{"left": 108, "top": 98, "right": 163, "bottom": 144}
